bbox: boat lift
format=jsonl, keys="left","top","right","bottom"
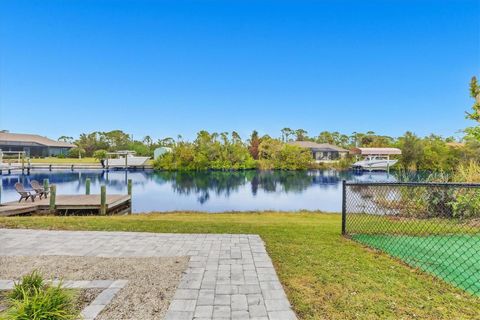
{"left": 351, "top": 148, "right": 402, "bottom": 172}
{"left": 105, "top": 151, "right": 150, "bottom": 170}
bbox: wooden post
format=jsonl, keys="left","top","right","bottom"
{"left": 127, "top": 179, "right": 132, "bottom": 196}
{"left": 85, "top": 178, "right": 91, "bottom": 195}
{"left": 43, "top": 179, "right": 49, "bottom": 192}
{"left": 127, "top": 179, "right": 132, "bottom": 214}
{"left": 341, "top": 180, "right": 347, "bottom": 235}
{"left": 49, "top": 164, "right": 52, "bottom": 171}
{"left": 100, "top": 185, "right": 106, "bottom": 215}
{"left": 49, "top": 185, "right": 56, "bottom": 213}
{"left": 124, "top": 154, "right": 128, "bottom": 170}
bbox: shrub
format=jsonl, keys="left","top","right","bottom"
{"left": 9, "top": 271, "right": 44, "bottom": 300}
{"left": 5, "top": 285, "right": 77, "bottom": 320}
{"left": 452, "top": 160, "right": 480, "bottom": 183}
{"left": 93, "top": 149, "right": 108, "bottom": 161}
{"left": 3, "top": 271, "right": 78, "bottom": 320}
{"left": 67, "top": 147, "right": 86, "bottom": 158}
{"left": 450, "top": 190, "right": 480, "bottom": 219}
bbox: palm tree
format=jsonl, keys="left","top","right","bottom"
{"left": 281, "top": 128, "right": 293, "bottom": 142}
{"left": 294, "top": 129, "right": 308, "bottom": 141}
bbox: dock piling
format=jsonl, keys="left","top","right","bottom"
{"left": 127, "top": 179, "right": 132, "bottom": 214}
{"left": 85, "top": 178, "right": 91, "bottom": 195}
{"left": 100, "top": 185, "right": 106, "bottom": 215}
{"left": 127, "top": 179, "right": 132, "bottom": 196}
{"left": 49, "top": 185, "right": 56, "bottom": 214}
{"left": 43, "top": 179, "right": 49, "bottom": 192}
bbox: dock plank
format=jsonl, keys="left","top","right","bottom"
{"left": 0, "top": 195, "right": 131, "bottom": 216}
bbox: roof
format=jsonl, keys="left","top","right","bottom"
{"left": 0, "top": 132, "right": 76, "bottom": 148}
{"left": 351, "top": 147, "right": 402, "bottom": 155}
{"left": 288, "top": 141, "right": 349, "bottom": 152}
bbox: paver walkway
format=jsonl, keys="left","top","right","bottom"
{"left": 0, "top": 229, "right": 297, "bottom": 320}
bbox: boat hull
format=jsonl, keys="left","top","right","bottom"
{"left": 352, "top": 159, "right": 398, "bottom": 171}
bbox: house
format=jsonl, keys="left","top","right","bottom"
{"left": 288, "top": 141, "right": 349, "bottom": 162}
{"left": 0, "top": 131, "right": 75, "bottom": 157}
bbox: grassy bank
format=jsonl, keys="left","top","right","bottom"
{"left": 27, "top": 158, "right": 154, "bottom": 165}
{"left": 0, "top": 212, "right": 478, "bottom": 319}
{"left": 28, "top": 157, "right": 99, "bottom": 164}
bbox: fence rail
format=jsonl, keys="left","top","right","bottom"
{"left": 342, "top": 180, "right": 480, "bottom": 296}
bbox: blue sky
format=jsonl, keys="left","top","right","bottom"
{"left": 0, "top": 0, "right": 479, "bottom": 141}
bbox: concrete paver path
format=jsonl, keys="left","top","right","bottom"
{"left": 0, "top": 229, "right": 297, "bottom": 320}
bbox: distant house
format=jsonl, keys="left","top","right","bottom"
{"left": 288, "top": 141, "right": 349, "bottom": 162}
{"left": 0, "top": 131, "right": 75, "bottom": 157}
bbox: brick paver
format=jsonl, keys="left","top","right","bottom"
{"left": 0, "top": 229, "right": 297, "bottom": 320}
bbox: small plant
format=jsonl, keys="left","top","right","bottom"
{"left": 450, "top": 190, "right": 480, "bottom": 219}
{"left": 9, "top": 271, "right": 44, "bottom": 300}
{"left": 2, "top": 271, "right": 79, "bottom": 320}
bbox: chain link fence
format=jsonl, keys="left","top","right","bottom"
{"left": 341, "top": 181, "right": 480, "bottom": 296}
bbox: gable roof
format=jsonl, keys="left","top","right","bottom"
{"left": 0, "top": 132, "right": 76, "bottom": 148}
{"left": 288, "top": 141, "right": 349, "bottom": 152}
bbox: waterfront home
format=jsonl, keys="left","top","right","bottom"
{"left": 288, "top": 141, "right": 349, "bottom": 162}
{"left": 0, "top": 131, "right": 75, "bottom": 157}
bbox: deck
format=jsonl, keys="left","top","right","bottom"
{"left": 0, "top": 195, "right": 131, "bottom": 216}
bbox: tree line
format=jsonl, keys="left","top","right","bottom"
{"left": 59, "top": 76, "right": 480, "bottom": 172}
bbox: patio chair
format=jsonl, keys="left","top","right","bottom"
{"left": 30, "top": 180, "right": 49, "bottom": 199}
{"left": 14, "top": 182, "right": 37, "bottom": 202}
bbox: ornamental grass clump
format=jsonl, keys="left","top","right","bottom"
{"left": 2, "top": 271, "right": 78, "bottom": 320}
{"left": 9, "top": 270, "right": 44, "bottom": 301}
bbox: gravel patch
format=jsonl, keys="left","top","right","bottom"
{"left": 0, "top": 256, "right": 189, "bottom": 320}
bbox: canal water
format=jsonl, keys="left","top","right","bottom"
{"left": 1, "top": 169, "right": 419, "bottom": 213}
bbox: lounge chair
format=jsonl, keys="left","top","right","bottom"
{"left": 30, "top": 180, "right": 49, "bottom": 199}
{"left": 14, "top": 182, "right": 37, "bottom": 202}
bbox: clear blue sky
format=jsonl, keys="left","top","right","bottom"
{"left": 0, "top": 0, "right": 479, "bottom": 141}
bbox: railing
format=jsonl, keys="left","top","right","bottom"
{"left": 341, "top": 180, "right": 480, "bottom": 296}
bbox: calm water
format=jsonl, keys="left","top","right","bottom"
{"left": 1, "top": 169, "right": 413, "bottom": 213}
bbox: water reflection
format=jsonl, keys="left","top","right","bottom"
{"left": 1, "top": 169, "right": 411, "bottom": 212}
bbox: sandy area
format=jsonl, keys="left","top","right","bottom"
{"left": 0, "top": 256, "right": 189, "bottom": 320}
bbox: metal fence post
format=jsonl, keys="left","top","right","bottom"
{"left": 341, "top": 180, "right": 347, "bottom": 235}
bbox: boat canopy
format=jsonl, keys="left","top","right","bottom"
{"left": 351, "top": 148, "right": 402, "bottom": 155}
{"left": 107, "top": 150, "right": 137, "bottom": 156}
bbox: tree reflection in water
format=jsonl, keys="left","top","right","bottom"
{"left": 154, "top": 170, "right": 349, "bottom": 203}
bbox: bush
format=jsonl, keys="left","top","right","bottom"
{"left": 2, "top": 271, "right": 78, "bottom": 320}
{"left": 450, "top": 190, "right": 480, "bottom": 219}
{"left": 93, "top": 149, "right": 108, "bottom": 161}
{"left": 67, "top": 147, "right": 86, "bottom": 158}
{"left": 9, "top": 271, "right": 44, "bottom": 300}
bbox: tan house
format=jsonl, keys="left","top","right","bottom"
{"left": 288, "top": 141, "right": 349, "bottom": 162}
{"left": 0, "top": 131, "right": 75, "bottom": 157}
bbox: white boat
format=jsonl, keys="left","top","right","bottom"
{"left": 351, "top": 148, "right": 402, "bottom": 171}
{"left": 352, "top": 155, "right": 398, "bottom": 171}
{"left": 106, "top": 151, "right": 150, "bottom": 168}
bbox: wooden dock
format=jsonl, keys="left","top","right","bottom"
{"left": 0, "top": 195, "right": 131, "bottom": 216}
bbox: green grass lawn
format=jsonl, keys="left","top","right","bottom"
{"left": 28, "top": 157, "right": 99, "bottom": 164}
{"left": 27, "top": 157, "right": 154, "bottom": 165}
{"left": 0, "top": 212, "right": 478, "bottom": 319}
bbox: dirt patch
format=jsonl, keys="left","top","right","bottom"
{"left": 75, "top": 288, "right": 103, "bottom": 312}
{"left": 0, "top": 256, "right": 189, "bottom": 320}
